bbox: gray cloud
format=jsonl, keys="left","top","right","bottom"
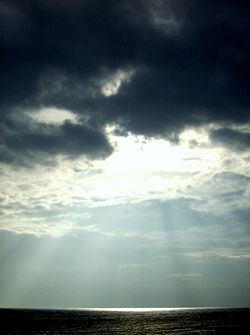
{"left": 0, "top": 0, "right": 250, "bottom": 164}
{"left": 0, "top": 116, "right": 112, "bottom": 165}
{"left": 213, "top": 171, "right": 250, "bottom": 182}
{"left": 210, "top": 128, "right": 250, "bottom": 151}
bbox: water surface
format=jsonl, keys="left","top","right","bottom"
{"left": 1, "top": 307, "right": 249, "bottom": 334}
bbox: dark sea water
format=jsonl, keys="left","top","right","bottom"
{"left": 0, "top": 308, "right": 249, "bottom": 334}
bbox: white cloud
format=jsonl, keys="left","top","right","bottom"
{"left": 0, "top": 125, "right": 249, "bottom": 235}
{"left": 169, "top": 273, "right": 203, "bottom": 279}
{"left": 27, "top": 107, "right": 78, "bottom": 125}
{"left": 101, "top": 69, "right": 134, "bottom": 97}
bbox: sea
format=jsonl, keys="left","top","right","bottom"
{"left": 0, "top": 307, "right": 249, "bottom": 334}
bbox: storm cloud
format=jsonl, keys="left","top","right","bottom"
{"left": 1, "top": 0, "right": 250, "bottom": 163}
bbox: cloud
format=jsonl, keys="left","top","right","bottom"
{"left": 169, "top": 273, "right": 202, "bottom": 279}
{"left": 0, "top": 115, "right": 112, "bottom": 165}
{"left": 210, "top": 127, "right": 250, "bottom": 151}
{"left": 0, "top": 125, "right": 249, "bottom": 232}
{"left": 0, "top": 0, "right": 249, "bottom": 164}
{"left": 1, "top": 1, "right": 250, "bottom": 310}
{"left": 1, "top": 192, "right": 250, "bottom": 308}
{"left": 213, "top": 171, "right": 250, "bottom": 183}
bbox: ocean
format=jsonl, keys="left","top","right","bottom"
{"left": 0, "top": 308, "right": 249, "bottom": 334}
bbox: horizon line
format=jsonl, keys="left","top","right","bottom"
{"left": 1, "top": 306, "right": 249, "bottom": 311}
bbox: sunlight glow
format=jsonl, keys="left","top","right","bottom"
{"left": 104, "top": 126, "right": 220, "bottom": 175}
{"left": 1, "top": 124, "right": 247, "bottom": 235}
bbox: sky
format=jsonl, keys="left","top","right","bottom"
{"left": 0, "top": 0, "right": 250, "bottom": 308}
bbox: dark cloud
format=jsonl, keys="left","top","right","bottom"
{"left": 210, "top": 128, "right": 250, "bottom": 151}
{"left": 0, "top": 0, "right": 250, "bottom": 163}
{"left": 0, "top": 117, "right": 112, "bottom": 165}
